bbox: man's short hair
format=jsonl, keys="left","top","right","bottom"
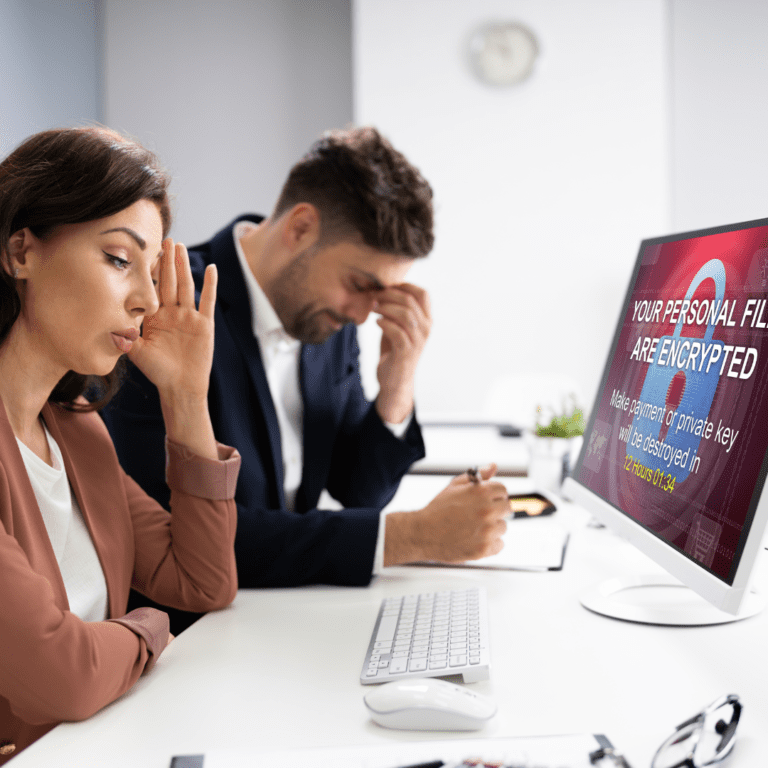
{"left": 273, "top": 126, "right": 434, "bottom": 258}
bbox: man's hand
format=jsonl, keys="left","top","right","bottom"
{"left": 374, "top": 283, "right": 431, "bottom": 425}
{"left": 383, "top": 465, "right": 509, "bottom": 566}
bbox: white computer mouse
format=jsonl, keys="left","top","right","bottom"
{"left": 363, "top": 677, "right": 497, "bottom": 731}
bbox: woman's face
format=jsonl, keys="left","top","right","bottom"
{"left": 18, "top": 199, "right": 163, "bottom": 377}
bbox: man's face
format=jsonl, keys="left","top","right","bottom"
{"left": 266, "top": 240, "right": 413, "bottom": 344}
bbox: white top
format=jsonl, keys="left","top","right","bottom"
{"left": 232, "top": 221, "right": 411, "bottom": 573}
{"left": 17, "top": 423, "right": 109, "bottom": 622}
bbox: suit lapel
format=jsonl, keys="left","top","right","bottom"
{"left": 211, "top": 222, "right": 286, "bottom": 506}
{"left": 0, "top": 398, "right": 69, "bottom": 609}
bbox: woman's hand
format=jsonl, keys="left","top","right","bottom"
{"left": 127, "top": 239, "right": 216, "bottom": 401}
{"left": 128, "top": 239, "right": 219, "bottom": 460}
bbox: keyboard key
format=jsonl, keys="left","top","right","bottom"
{"left": 375, "top": 615, "right": 399, "bottom": 642}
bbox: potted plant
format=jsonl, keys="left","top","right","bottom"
{"left": 535, "top": 394, "right": 585, "bottom": 439}
{"left": 528, "top": 394, "right": 585, "bottom": 491}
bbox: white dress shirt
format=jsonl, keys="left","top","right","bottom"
{"left": 232, "top": 222, "right": 411, "bottom": 573}
{"left": 234, "top": 222, "right": 303, "bottom": 512}
{"left": 17, "top": 423, "right": 109, "bottom": 622}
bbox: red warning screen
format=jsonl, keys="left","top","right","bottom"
{"left": 575, "top": 220, "right": 768, "bottom": 583}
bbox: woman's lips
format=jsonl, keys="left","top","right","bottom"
{"left": 110, "top": 328, "right": 139, "bottom": 353}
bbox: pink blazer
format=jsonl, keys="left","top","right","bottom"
{"left": 0, "top": 396, "right": 240, "bottom": 762}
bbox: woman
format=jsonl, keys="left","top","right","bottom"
{"left": 0, "top": 127, "right": 240, "bottom": 762}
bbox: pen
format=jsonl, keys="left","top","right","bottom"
{"left": 467, "top": 466, "right": 481, "bottom": 484}
{"left": 394, "top": 761, "right": 445, "bottom": 768}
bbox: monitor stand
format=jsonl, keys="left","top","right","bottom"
{"left": 580, "top": 574, "right": 765, "bottom": 626}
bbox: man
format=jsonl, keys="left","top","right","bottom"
{"left": 104, "top": 127, "right": 509, "bottom": 599}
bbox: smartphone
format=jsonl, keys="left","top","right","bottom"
{"left": 508, "top": 492, "right": 557, "bottom": 518}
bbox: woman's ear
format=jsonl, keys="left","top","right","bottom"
{"left": 6, "top": 228, "right": 33, "bottom": 278}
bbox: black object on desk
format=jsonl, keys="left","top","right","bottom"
{"left": 170, "top": 757, "right": 204, "bottom": 768}
{"left": 396, "top": 762, "right": 445, "bottom": 768}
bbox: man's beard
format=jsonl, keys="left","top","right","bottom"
{"left": 268, "top": 246, "right": 353, "bottom": 344}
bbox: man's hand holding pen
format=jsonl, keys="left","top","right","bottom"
{"left": 383, "top": 463, "right": 509, "bottom": 567}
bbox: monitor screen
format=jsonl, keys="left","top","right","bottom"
{"left": 564, "top": 217, "right": 768, "bottom": 619}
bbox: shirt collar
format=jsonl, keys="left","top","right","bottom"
{"left": 232, "top": 221, "right": 297, "bottom": 346}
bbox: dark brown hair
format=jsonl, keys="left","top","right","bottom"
{"left": 0, "top": 126, "right": 172, "bottom": 411}
{"left": 273, "top": 126, "right": 434, "bottom": 257}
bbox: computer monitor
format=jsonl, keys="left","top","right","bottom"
{"left": 562, "top": 217, "right": 768, "bottom": 625}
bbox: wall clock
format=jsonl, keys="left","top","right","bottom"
{"left": 469, "top": 21, "right": 539, "bottom": 87}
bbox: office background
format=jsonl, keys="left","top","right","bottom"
{"left": 2, "top": 0, "right": 767, "bottom": 425}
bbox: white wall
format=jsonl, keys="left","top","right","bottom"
{"left": 670, "top": 0, "right": 768, "bottom": 232}
{"left": 353, "top": 0, "right": 671, "bottom": 423}
{"left": 0, "top": 0, "right": 101, "bottom": 157}
{"left": 7, "top": 0, "right": 768, "bottom": 431}
{"left": 103, "top": 0, "right": 352, "bottom": 245}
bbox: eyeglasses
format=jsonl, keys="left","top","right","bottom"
{"left": 589, "top": 694, "right": 742, "bottom": 768}
{"left": 651, "top": 694, "right": 742, "bottom": 768}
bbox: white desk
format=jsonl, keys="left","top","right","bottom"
{"left": 410, "top": 425, "right": 529, "bottom": 476}
{"left": 12, "top": 477, "right": 768, "bottom": 767}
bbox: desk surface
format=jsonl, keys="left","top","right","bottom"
{"left": 13, "top": 477, "right": 768, "bottom": 767}
{"left": 410, "top": 425, "right": 529, "bottom": 476}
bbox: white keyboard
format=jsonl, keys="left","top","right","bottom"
{"left": 360, "top": 587, "right": 491, "bottom": 684}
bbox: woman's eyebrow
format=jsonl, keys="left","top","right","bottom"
{"left": 99, "top": 227, "right": 147, "bottom": 250}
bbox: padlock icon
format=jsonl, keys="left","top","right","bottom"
{"left": 628, "top": 258, "right": 725, "bottom": 484}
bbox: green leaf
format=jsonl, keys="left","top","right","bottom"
{"left": 534, "top": 395, "right": 585, "bottom": 438}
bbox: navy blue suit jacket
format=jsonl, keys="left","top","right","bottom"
{"left": 103, "top": 215, "right": 425, "bottom": 588}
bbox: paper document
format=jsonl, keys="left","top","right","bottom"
{"left": 415, "top": 516, "right": 569, "bottom": 571}
{"left": 196, "top": 733, "right": 619, "bottom": 768}
{"left": 468, "top": 516, "right": 569, "bottom": 570}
